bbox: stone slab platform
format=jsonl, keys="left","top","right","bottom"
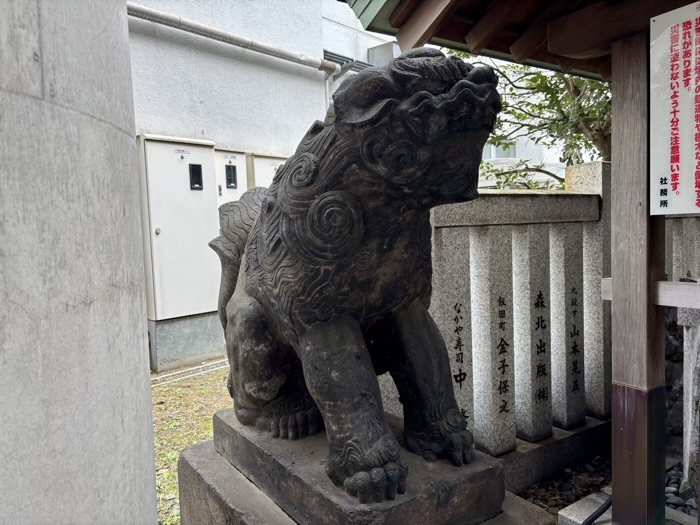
{"left": 179, "top": 440, "right": 557, "bottom": 525}
{"left": 212, "top": 408, "right": 505, "bottom": 525}
{"left": 179, "top": 440, "right": 295, "bottom": 525}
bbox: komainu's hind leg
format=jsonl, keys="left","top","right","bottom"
{"left": 225, "top": 286, "right": 322, "bottom": 439}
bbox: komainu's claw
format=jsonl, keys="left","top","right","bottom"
{"left": 406, "top": 407, "right": 474, "bottom": 466}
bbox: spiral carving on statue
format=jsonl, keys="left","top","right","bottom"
{"left": 360, "top": 133, "right": 426, "bottom": 185}
{"left": 275, "top": 152, "right": 320, "bottom": 214}
{"left": 282, "top": 190, "right": 363, "bottom": 265}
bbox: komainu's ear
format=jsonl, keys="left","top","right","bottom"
{"left": 332, "top": 69, "right": 401, "bottom": 127}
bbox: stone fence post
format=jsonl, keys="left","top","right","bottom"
{"left": 430, "top": 191, "right": 600, "bottom": 455}
{"left": 566, "top": 161, "right": 612, "bottom": 420}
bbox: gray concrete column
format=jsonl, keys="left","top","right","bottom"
{"left": 0, "top": 1, "right": 157, "bottom": 523}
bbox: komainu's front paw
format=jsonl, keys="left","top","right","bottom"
{"left": 405, "top": 408, "right": 474, "bottom": 466}
{"left": 343, "top": 462, "right": 407, "bottom": 503}
{"left": 327, "top": 434, "right": 408, "bottom": 503}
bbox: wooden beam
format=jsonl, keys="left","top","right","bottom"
{"left": 548, "top": 0, "right": 693, "bottom": 60}
{"left": 601, "top": 278, "right": 700, "bottom": 309}
{"left": 388, "top": 0, "right": 420, "bottom": 29}
{"left": 510, "top": 18, "right": 548, "bottom": 62}
{"left": 610, "top": 32, "right": 666, "bottom": 524}
{"left": 395, "top": 0, "right": 460, "bottom": 51}
{"left": 464, "top": 0, "right": 518, "bottom": 54}
{"left": 509, "top": 0, "right": 585, "bottom": 63}
{"left": 556, "top": 57, "right": 577, "bottom": 73}
{"left": 597, "top": 58, "right": 612, "bottom": 81}
{"left": 655, "top": 281, "right": 700, "bottom": 309}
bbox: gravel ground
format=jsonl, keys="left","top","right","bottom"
{"left": 666, "top": 463, "right": 698, "bottom": 517}
{"left": 519, "top": 457, "right": 700, "bottom": 519}
{"left": 518, "top": 456, "right": 612, "bottom": 516}
{"left": 152, "top": 366, "right": 232, "bottom": 525}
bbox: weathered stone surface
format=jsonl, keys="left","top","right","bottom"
{"left": 565, "top": 161, "right": 612, "bottom": 420}
{"left": 678, "top": 307, "right": 700, "bottom": 328}
{"left": 208, "top": 48, "right": 502, "bottom": 501}
{"left": 498, "top": 417, "right": 610, "bottom": 493}
{"left": 430, "top": 223, "right": 474, "bottom": 429}
{"left": 549, "top": 223, "right": 586, "bottom": 429}
{"left": 180, "top": 441, "right": 296, "bottom": 525}
{"left": 558, "top": 487, "right": 695, "bottom": 525}
{"left": 180, "top": 441, "right": 559, "bottom": 525}
{"left": 666, "top": 307, "right": 685, "bottom": 437}
{"left": 682, "top": 325, "right": 700, "bottom": 494}
{"left": 213, "top": 409, "right": 505, "bottom": 525}
{"left": 558, "top": 491, "right": 612, "bottom": 525}
{"left": 0, "top": 2, "right": 156, "bottom": 522}
{"left": 469, "top": 226, "right": 516, "bottom": 456}
{"left": 377, "top": 373, "right": 403, "bottom": 418}
{"left": 431, "top": 192, "right": 600, "bottom": 228}
{"left": 512, "top": 224, "right": 552, "bottom": 443}
{"left": 667, "top": 218, "right": 700, "bottom": 282}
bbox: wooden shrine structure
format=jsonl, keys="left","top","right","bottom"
{"left": 344, "top": 0, "right": 700, "bottom": 523}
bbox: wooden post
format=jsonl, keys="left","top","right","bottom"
{"left": 610, "top": 33, "right": 666, "bottom": 524}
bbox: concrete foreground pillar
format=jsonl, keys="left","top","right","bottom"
{"left": 0, "top": 1, "right": 157, "bottom": 523}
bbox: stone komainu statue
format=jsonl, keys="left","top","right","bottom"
{"left": 210, "top": 48, "right": 501, "bottom": 503}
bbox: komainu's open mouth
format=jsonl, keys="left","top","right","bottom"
{"left": 397, "top": 61, "right": 502, "bottom": 140}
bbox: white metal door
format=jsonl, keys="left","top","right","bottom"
{"left": 214, "top": 149, "right": 248, "bottom": 206}
{"left": 252, "top": 155, "right": 287, "bottom": 188}
{"left": 144, "top": 139, "right": 220, "bottom": 320}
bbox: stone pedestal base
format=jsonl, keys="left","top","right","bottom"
{"left": 180, "top": 408, "right": 505, "bottom": 525}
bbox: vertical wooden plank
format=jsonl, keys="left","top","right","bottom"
{"left": 611, "top": 32, "right": 666, "bottom": 524}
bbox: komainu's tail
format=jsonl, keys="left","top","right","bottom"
{"left": 209, "top": 187, "right": 265, "bottom": 330}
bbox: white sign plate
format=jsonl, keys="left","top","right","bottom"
{"left": 651, "top": 1, "right": 700, "bottom": 215}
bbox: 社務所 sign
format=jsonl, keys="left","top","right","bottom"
{"left": 651, "top": 1, "right": 700, "bottom": 215}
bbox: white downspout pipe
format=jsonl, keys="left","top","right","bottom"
{"left": 126, "top": 2, "right": 341, "bottom": 76}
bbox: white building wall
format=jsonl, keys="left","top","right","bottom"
{"left": 129, "top": 0, "right": 328, "bottom": 157}
{"left": 322, "top": 0, "right": 393, "bottom": 62}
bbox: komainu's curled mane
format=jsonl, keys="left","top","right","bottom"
{"left": 210, "top": 48, "right": 501, "bottom": 503}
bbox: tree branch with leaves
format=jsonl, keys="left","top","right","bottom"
{"left": 449, "top": 50, "right": 611, "bottom": 165}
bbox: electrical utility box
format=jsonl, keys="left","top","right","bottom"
{"left": 214, "top": 149, "right": 248, "bottom": 207}
{"left": 136, "top": 135, "right": 220, "bottom": 322}
{"left": 248, "top": 153, "right": 288, "bottom": 188}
